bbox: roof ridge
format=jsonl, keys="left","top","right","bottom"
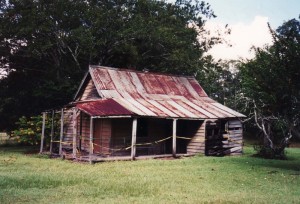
{"left": 89, "top": 65, "right": 195, "bottom": 78}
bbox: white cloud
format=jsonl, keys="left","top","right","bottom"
{"left": 205, "top": 16, "right": 273, "bottom": 60}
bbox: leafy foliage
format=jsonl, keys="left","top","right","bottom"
{"left": 238, "top": 17, "right": 300, "bottom": 158}
{"left": 12, "top": 116, "right": 45, "bottom": 145}
{"left": 197, "top": 57, "right": 240, "bottom": 107}
{"left": 0, "top": 0, "right": 221, "bottom": 131}
{"left": 11, "top": 114, "right": 60, "bottom": 146}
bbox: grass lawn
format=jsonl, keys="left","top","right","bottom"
{"left": 0, "top": 146, "right": 299, "bottom": 204}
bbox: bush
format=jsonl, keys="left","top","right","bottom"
{"left": 12, "top": 114, "right": 60, "bottom": 146}
{"left": 12, "top": 116, "right": 44, "bottom": 145}
{"left": 254, "top": 145, "right": 287, "bottom": 160}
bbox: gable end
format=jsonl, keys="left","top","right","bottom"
{"left": 75, "top": 74, "right": 100, "bottom": 101}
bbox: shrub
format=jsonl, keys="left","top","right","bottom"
{"left": 11, "top": 114, "right": 60, "bottom": 146}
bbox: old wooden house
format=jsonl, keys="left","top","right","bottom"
{"left": 42, "top": 65, "right": 245, "bottom": 162}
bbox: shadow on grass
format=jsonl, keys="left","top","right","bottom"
{"left": 254, "top": 156, "right": 299, "bottom": 172}
{"left": 0, "top": 145, "right": 51, "bottom": 160}
{"left": 0, "top": 174, "right": 79, "bottom": 190}
{"left": 223, "top": 147, "right": 300, "bottom": 173}
{"left": 253, "top": 148, "right": 300, "bottom": 172}
{"left": 258, "top": 160, "right": 300, "bottom": 172}
{"left": 0, "top": 145, "right": 38, "bottom": 153}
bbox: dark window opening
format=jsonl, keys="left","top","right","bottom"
{"left": 137, "top": 118, "right": 148, "bottom": 138}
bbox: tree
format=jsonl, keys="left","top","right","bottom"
{"left": 0, "top": 0, "right": 219, "bottom": 131}
{"left": 196, "top": 56, "right": 240, "bottom": 107}
{"left": 238, "top": 17, "right": 300, "bottom": 159}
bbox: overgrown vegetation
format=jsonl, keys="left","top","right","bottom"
{"left": 237, "top": 17, "right": 300, "bottom": 159}
{"left": 0, "top": 146, "right": 299, "bottom": 203}
{"left": 11, "top": 115, "right": 60, "bottom": 146}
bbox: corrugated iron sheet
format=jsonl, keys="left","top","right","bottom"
{"left": 76, "top": 99, "right": 133, "bottom": 117}
{"left": 80, "top": 66, "right": 245, "bottom": 119}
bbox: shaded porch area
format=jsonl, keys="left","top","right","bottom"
{"left": 56, "top": 108, "right": 206, "bottom": 162}
{"left": 39, "top": 107, "right": 243, "bottom": 163}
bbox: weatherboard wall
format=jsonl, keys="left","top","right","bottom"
{"left": 186, "top": 120, "right": 206, "bottom": 155}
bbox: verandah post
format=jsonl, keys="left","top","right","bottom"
{"left": 172, "top": 119, "right": 177, "bottom": 158}
{"left": 131, "top": 118, "right": 137, "bottom": 160}
{"left": 79, "top": 112, "right": 82, "bottom": 151}
{"left": 39, "top": 112, "right": 46, "bottom": 154}
{"left": 49, "top": 110, "right": 55, "bottom": 154}
{"left": 59, "top": 108, "right": 64, "bottom": 156}
{"left": 72, "top": 108, "right": 77, "bottom": 159}
{"left": 89, "top": 117, "right": 94, "bottom": 164}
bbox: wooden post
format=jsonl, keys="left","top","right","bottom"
{"left": 131, "top": 118, "right": 137, "bottom": 160}
{"left": 72, "top": 108, "right": 77, "bottom": 159}
{"left": 39, "top": 112, "right": 46, "bottom": 154}
{"left": 59, "top": 108, "right": 64, "bottom": 156}
{"left": 49, "top": 110, "right": 54, "bottom": 154}
{"left": 172, "top": 119, "right": 177, "bottom": 158}
{"left": 79, "top": 112, "right": 82, "bottom": 151}
{"left": 89, "top": 117, "right": 94, "bottom": 164}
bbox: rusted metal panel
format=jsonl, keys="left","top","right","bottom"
{"left": 178, "top": 77, "right": 202, "bottom": 100}
{"left": 90, "top": 68, "right": 106, "bottom": 93}
{"left": 120, "top": 71, "right": 143, "bottom": 98}
{"left": 136, "top": 99, "right": 169, "bottom": 117}
{"left": 162, "top": 75, "right": 182, "bottom": 96}
{"left": 127, "top": 99, "right": 157, "bottom": 116}
{"left": 211, "top": 103, "right": 246, "bottom": 117}
{"left": 83, "top": 66, "right": 245, "bottom": 119}
{"left": 76, "top": 99, "right": 133, "bottom": 116}
{"left": 171, "top": 76, "right": 195, "bottom": 99}
{"left": 155, "top": 100, "right": 188, "bottom": 118}
{"left": 174, "top": 99, "right": 210, "bottom": 118}
{"left": 130, "top": 72, "right": 148, "bottom": 96}
{"left": 147, "top": 100, "right": 178, "bottom": 117}
{"left": 180, "top": 99, "right": 216, "bottom": 118}
{"left": 107, "top": 69, "right": 133, "bottom": 99}
{"left": 191, "top": 100, "right": 230, "bottom": 118}
{"left": 188, "top": 78, "right": 207, "bottom": 97}
{"left": 204, "top": 102, "right": 234, "bottom": 118}
{"left": 101, "top": 90, "right": 122, "bottom": 98}
{"left": 155, "top": 74, "right": 175, "bottom": 95}
{"left": 113, "top": 98, "right": 146, "bottom": 116}
{"left": 138, "top": 73, "right": 166, "bottom": 95}
{"left": 166, "top": 100, "right": 197, "bottom": 118}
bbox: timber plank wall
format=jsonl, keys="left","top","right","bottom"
{"left": 79, "top": 79, "right": 99, "bottom": 101}
{"left": 186, "top": 120, "right": 206, "bottom": 155}
{"left": 205, "top": 119, "right": 243, "bottom": 156}
{"left": 62, "top": 109, "right": 74, "bottom": 150}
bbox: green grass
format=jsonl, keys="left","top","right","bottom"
{"left": 0, "top": 146, "right": 300, "bottom": 204}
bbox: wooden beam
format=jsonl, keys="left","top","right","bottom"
{"left": 89, "top": 117, "right": 94, "bottom": 163}
{"left": 59, "top": 108, "right": 64, "bottom": 156}
{"left": 91, "top": 115, "right": 131, "bottom": 119}
{"left": 39, "top": 112, "right": 46, "bottom": 154}
{"left": 72, "top": 108, "right": 77, "bottom": 159}
{"left": 131, "top": 118, "right": 137, "bottom": 160}
{"left": 172, "top": 119, "right": 177, "bottom": 158}
{"left": 49, "top": 110, "right": 55, "bottom": 154}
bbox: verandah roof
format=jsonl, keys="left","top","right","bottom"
{"left": 76, "top": 99, "right": 133, "bottom": 117}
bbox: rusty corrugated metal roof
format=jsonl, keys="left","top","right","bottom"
{"left": 76, "top": 99, "right": 133, "bottom": 117}
{"left": 76, "top": 66, "right": 245, "bottom": 119}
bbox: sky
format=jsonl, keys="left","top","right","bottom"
{"left": 197, "top": 0, "right": 300, "bottom": 60}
